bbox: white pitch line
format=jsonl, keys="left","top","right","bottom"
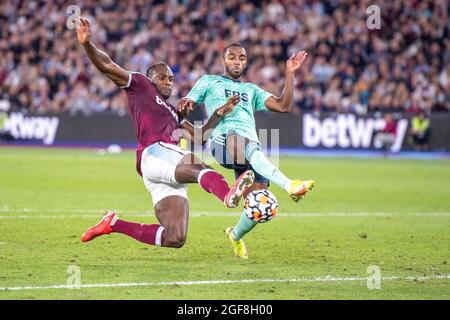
{"left": 1, "top": 274, "right": 449, "bottom": 292}
{"left": 0, "top": 213, "right": 449, "bottom": 219}
{"left": 0, "top": 211, "right": 449, "bottom": 220}
{"left": 0, "top": 208, "right": 107, "bottom": 213}
{"left": 0, "top": 214, "right": 147, "bottom": 220}
{"left": 1, "top": 208, "right": 450, "bottom": 216}
{"left": 1, "top": 207, "right": 447, "bottom": 214}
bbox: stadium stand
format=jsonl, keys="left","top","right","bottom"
{"left": 0, "top": 0, "right": 449, "bottom": 115}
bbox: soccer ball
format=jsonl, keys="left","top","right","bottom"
{"left": 244, "top": 189, "right": 278, "bottom": 223}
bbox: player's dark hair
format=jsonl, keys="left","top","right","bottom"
{"left": 222, "top": 43, "right": 245, "bottom": 57}
{"left": 145, "top": 62, "right": 169, "bottom": 78}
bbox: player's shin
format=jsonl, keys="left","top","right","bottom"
{"left": 112, "top": 220, "right": 165, "bottom": 246}
{"left": 197, "top": 169, "right": 230, "bottom": 202}
{"left": 248, "top": 150, "right": 292, "bottom": 192}
{"left": 232, "top": 211, "right": 257, "bottom": 240}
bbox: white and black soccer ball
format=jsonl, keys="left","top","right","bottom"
{"left": 244, "top": 189, "right": 278, "bottom": 223}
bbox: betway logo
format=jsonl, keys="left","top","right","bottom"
{"left": 4, "top": 113, "right": 59, "bottom": 145}
{"left": 303, "top": 114, "right": 408, "bottom": 152}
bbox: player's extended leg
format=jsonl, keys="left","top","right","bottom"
{"left": 224, "top": 181, "right": 268, "bottom": 259}
{"left": 81, "top": 196, "right": 188, "bottom": 248}
{"left": 211, "top": 137, "right": 267, "bottom": 258}
{"left": 227, "top": 134, "right": 315, "bottom": 202}
{"left": 231, "top": 181, "right": 268, "bottom": 238}
{"left": 174, "top": 152, "right": 254, "bottom": 208}
{"left": 110, "top": 196, "right": 188, "bottom": 248}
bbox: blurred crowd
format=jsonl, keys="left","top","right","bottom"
{"left": 0, "top": 0, "right": 449, "bottom": 115}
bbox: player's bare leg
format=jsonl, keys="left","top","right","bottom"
{"left": 153, "top": 196, "right": 189, "bottom": 248}
{"left": 226, "top": 134, "right": 315, "bottom": 203}
{"left": 175, "top": 153, "right": 254, "bottom": 208}
{"left": 224, "top": 134, "right": 311, "bottom": 258}
{"left": 82, "top": 196, "right": 188, "bottom": 248}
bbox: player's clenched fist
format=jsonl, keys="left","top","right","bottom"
{"left": 76, "top": 17, "right": 91, "bottom": 44}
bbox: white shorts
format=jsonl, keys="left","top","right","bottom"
{"left": 141, "top": 142, "right": 191, "bottom": 206}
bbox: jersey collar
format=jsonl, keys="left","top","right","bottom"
{"left": 220, "top": 75, "right": 241, "bottom": 83}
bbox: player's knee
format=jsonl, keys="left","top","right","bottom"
{"left": 164, "top": 229, "right": 187, "bottom": 248}
{"left": 166, "top": 237, "right": 186, "bottom": 248}
{"left": 172, "top": 237, "right": 186, "bottom": 248}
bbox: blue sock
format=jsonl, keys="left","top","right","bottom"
{"left": 232, "top": 211, "right": 257, "bottom": 240}
{"left": 248, "top": 149, "right": 292, "bottom": 192}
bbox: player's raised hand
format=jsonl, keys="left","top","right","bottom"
{"left": 216, "top": 94, "right": 240, "bottom": 117}
{"left": 178, "top": 97, "right": 196, "bottom": 113}
{"left": 76, "top": 17, "right": 91, "bottom": 44}
{"left": 286, "top": 50, "right": 308, "bottom": 74}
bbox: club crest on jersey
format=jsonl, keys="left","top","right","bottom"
{"left": 156, "top": 95, "right": 179, "bottom": 122}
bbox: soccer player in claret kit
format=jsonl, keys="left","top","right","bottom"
{"left": 75, "top": 18, "right": 254, "bottom": 248}
{"left": 179, "top": 43, "right": 315, "bottom": 258}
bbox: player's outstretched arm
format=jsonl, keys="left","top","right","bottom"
{"left": 180, "top": 95, "right": 240, "bottom": 144}
{"left": 265, "top": 51, "right": 308, "bottom": 113}
{"left": 76, "top": 17, "right": 129, "bottom": 88}
{"left": 178, "top": 75, "right": 210, "bottom": 114}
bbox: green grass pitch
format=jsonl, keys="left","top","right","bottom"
{"left": 0, "top": 147, "right": 449, "bottom": 299}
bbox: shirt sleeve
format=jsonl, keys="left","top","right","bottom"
{"left": 253, "top": 85, "right": 273, "bottom": 112}
{"left": 121, "top": 72, "right": 150, "bottom": 94}
{"left": 186, "top": 75, "right": 209, "bottom": 105}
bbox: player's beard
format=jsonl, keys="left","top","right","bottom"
{"left": 158, "top": 86, "right": 172, "bottom": 99}
{"left": 226, "top": 65, "right": 244, "bottom": 79}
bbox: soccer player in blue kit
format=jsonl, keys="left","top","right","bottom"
{"left": 179, "top": 43, "right": 315, "bottom": 259}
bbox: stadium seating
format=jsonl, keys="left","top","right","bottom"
{"left": 0, "top": 0, "right": 449, "bottom": 114}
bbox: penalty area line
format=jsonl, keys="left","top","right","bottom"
{"left": 1, "top": 275, "right": 449, "bottom": 292}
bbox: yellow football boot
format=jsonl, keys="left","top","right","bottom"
{"left": 289, "top": 180, "right": 315, "bottom": 203}
{"left": 224, "top": 227, "right": 248, "bottom": 259}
